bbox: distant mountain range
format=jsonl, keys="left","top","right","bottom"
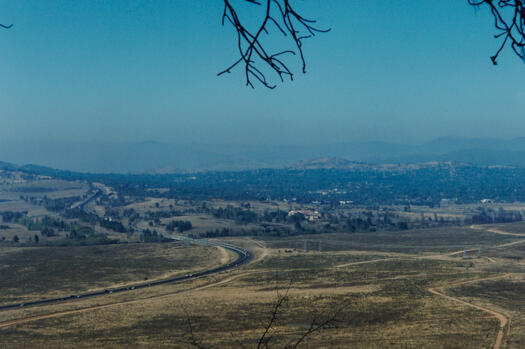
{"left": 289, "top": 157, "right": 363, "bottom": 170}
{"left": 2, "top": 137, "right": 525, "bottom": 173}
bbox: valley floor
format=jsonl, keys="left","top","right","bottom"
{"left": 2, "top": 223, "right": 525, "bottom": 348}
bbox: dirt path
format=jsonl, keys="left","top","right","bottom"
{"left": 334, "top": 246, "right": 496, "bottom": 268}
{"left": 426, "top": 224, "right": 525, "bottom": 349}
{"left": 470, "top": 225, "right": 525, "bottom": 237}
{"left": 334, "top": 225, "right": 520, "bottom": 349}
{"left": 189, "top": 271, "right": 262, "bottom": 292}
{"left": 487, "top": 228, "right": 525, "bottom": 237}
{"left": 334, "top": 257, "right": 398, "bottom": 268}
{"left": 428, "top": 274, "right": 510, "bottom": 349}
{"left": 245, "top": 237, "right": 271, "bottom": 264}
{"left": 468, "top": 225, "right": 525, "bottom": 251}
{"left": 246, "top": 237, "right": 267, "bottom": 249}
{"left": 217, "top": 246, "right": 232, "bottom": 265}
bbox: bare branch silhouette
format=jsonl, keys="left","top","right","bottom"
{"left": 283, "top": 300, "right": 344, "bottom": 349}
{"left": 180, "top": 277, "right": 345, "bottom": 348}
{"left": 218, "top": 0, "right": 330, "bottom": 89}
{"left": 0, "top": 23, "right": 13, "bottom": 29}
{"left": 468, "top": 0, "right": 525, "bottom": 64}
{"left": 256, "top": 279, "right": 292, "bottom": 348}
{"left": 256, "top": 275, "right": 346, "bottom": 348}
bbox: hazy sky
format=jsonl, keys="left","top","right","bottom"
{"left": 1, "top": 1, "right": 524, "bottom": 145}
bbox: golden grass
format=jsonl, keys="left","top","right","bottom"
{"left": 1, "top": 225, "right": 524, "bottom": 348}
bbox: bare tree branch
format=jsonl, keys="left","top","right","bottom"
{"left": 468, "top": 0, "right": 525, "bottom": 64}
{"left": 257, "top": 279, "right": 292, "bottom": 348}
{"left": 219, "top": 0, "right": 330, "bottom": 89}
{"left": 0, "top": 23, "right": 13, "bottom": 29}
{"left": 179, "top": 277, "right": 347, "bottom": 349}
{"left": 283, "top": 300, "right": 345, "bottom": 349}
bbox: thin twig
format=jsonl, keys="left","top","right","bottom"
{"left": 257, "top": 279, "right": 292, "bottom": 348}
{"left": 283, "top": 299, "right": 347, "bottom": 349}
{"left": 468, "top": 0, "right": 525, "bottom": 64}
{"left": 219, "top": 0, "right": 329, "bottom": 88}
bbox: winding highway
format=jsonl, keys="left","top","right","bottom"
{"left": 0, "top": 237, "right": 251, "bottom": 312}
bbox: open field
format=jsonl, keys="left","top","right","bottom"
{"left": 0, "top": 223, "right": 36, "bottom": 242}
{"left": 0, "top": 254, "right": 499, "bottom": 348}
{"left": 1, "top": 223, "right": 524, "bottom": 348}
{"left": 483, "top": 221, "right": 525, "bottom": 235}
{"left": 2, "top": 170, "right": 525, "bottom": 347}
{"left": 257, "top": 226, "right": 519, "bottom": 253}
{"left": 0, "top": 175, "right": 89, "bottom": 215}
{"left": 0, "top": 243, "right": 229, "bottom": 306}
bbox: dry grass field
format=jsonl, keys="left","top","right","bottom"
{"left": 0, "top": 223, "right": 36, "bottom": 242}
{"left": 0, "top": 243, "right": 230, "bottom": 306}
{"left": 257, "top": 226, "right": 518, "bottom": 253}
{"left": 0, "top": 174, "right": 88, "bottom": 214}
{"left": 1, "top": 223, "right": 524, "bottom": 348}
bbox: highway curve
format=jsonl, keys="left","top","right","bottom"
{"left": 0, "top": 271, "right": 263, "bottom": 330}
{"left": 0, "top": 238, "right": 251, "bottom": 312}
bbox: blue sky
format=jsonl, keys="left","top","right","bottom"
{"left": 0, "top": 1, "right": 524, "bottom": 145}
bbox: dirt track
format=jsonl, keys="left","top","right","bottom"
{"left": 428, "top": 274, "right": 510, "bottom": 349}
{"left": 334, "top": 257, "right": 398, "bottom": 268}
{"left": 333, "top": 226, "right": 524, "bottom": 349}
{"left": 245, "top": 237, "right": 270, "bottom": 264}
{"left": 471, "top": 224, "right": 525, "bottom": 237}
{"left": 425, "top": 224, "right": 525, "bottom": 349}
